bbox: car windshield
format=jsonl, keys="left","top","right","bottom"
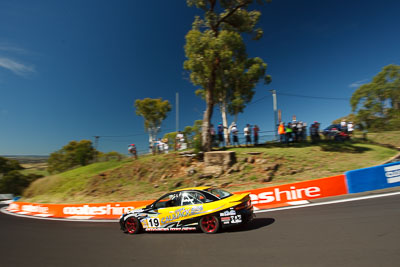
{"left": 205, "top": 188, "right": 232, "bottom": 199}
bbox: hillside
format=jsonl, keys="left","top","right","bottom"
{"left": 21, "top": 135, "right": 399, "bottom": 204}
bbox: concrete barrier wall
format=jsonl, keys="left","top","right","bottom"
{"left": 0, "top": 194, "right": 14, "bottom": 200}
{"left": 345, "top": 161, "right": 400, "bottom": 194}
{"left": 6, "top": 162, "right": 400, "bottom": 220}
{"left": 7, "top": 175, "right": 348, "bottom": 219}
{"left": 236, "top": 175, "right": 347, "bottom": 210}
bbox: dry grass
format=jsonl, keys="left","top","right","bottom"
{"left": 21, "top": 136, "right": 399, "bottom": 204}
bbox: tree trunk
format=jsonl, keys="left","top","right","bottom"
{"left": 220, "top": 101, "right": 230, "bottom": 146}
{"left": 202, "top": 90, "right": 214, "bottom": 151}
{"left": 202, "top": 66, "right": 217, "bottom": 151}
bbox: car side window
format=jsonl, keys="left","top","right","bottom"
{"left": 180, "top": 191, "right": 206, "bottom": 206}
{"left": 153, "top": 192, "right": 180, "bottom": 209}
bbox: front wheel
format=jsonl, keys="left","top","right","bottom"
{"left": 124, "top": 216, "right": 141, "bottom": 234}
{"left": 199, "top": 215, "right": 220, "bottom": 234}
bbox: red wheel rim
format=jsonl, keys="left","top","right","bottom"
{"left": 125, "top": 217, "right": 137, "bottom": 234}
{"left": 201, "top": 216, "right": 218, "bottom": 233}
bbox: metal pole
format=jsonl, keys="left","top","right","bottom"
{"left": 93, "top": 136, "right": 100, "bottom": 150}
{"left": 176, "top": 92, "right": 179, "bottom": 133}
{"left": 269, "top": 90, "right": 278, "bottom": 141}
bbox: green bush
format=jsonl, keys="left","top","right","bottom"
{"left": 48, "top": 140, "right": 98, "bottom": 174}
{"left": 0, "top": 157, "right": 23, "bottom": 174}
{"left": 0, "top": 170, "right": 43, "bottom": 195}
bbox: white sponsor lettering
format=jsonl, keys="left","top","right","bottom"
{"left": 8, "top": 203, "right": 19, "bottom": 210}
{"left": 250, "top": 186, "right": 322, "bottom": 205}
{"left": 145, "top": 227, "right": 196, "bottom": 232}
{"left": 62, "top": 204, "right": 135, "bottom": 216}
{"left": 22, "top": 205, "right": 49, "bottom": 214}
{"left": 384, "top": 165, "right": 400, "bottom": 172}
{"left": 384, "top": 165, "right": 400, "bottom": 184}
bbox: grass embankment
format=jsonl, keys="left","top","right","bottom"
{"left": 362, "top": 131, "right": 400, "bottom": 148}
{"left": 21, "top": 133, "right": 399, "bottom": 204}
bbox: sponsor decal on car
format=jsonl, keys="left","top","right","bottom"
{"left": 161, "top": 206, "right": 204, "bottom": 224}
{"left": 220, "top": 209, "right": 236, "bottom": 216}
{"left": 145, "top": 227, "right": 197, "bottom": 232}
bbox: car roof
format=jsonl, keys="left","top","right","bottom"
{"left": 170, "top": 186, "right": 211, "bottom": 193}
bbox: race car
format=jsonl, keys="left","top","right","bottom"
{"left": 119, "top": 186, "right": 254, "bottom": 234}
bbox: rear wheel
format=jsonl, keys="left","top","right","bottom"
{"left": 125, "top": 216, "right": 141, "bottom": 234}
{"left": 199, "top": 215, "right": 220, "bottom": 234}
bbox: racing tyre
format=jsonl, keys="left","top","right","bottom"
{"left": 199, "top": 215, "right": 220, "bottom": 234}
{"left": 125, "top": 216, "right": 142, "bottom": 234}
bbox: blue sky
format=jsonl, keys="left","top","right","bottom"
{"left": 0, "top": 0, "right": 399, "bottom": 155}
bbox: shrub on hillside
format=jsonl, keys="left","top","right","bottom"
{"left": 47, "top": 140, "right": 98, "bottom": 174}
{"left": 0, "top": 157, "right": 23, "bottom": 174}
{"left": 0, "top": 170, "right": 43, "bottom": 195}
{"left": 98, "top": 151, "right": 125, "bottom": 161}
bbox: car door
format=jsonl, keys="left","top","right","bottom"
{"left": 144, "top": 192, "right": 182, "bottom": 229}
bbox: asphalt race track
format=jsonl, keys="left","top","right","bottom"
{"left": 1, "top": 194, "right": 400, "bottom": 267}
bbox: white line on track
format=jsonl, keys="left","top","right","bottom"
{"left": 254, "top": 191, "right": 400, "bottom": 214}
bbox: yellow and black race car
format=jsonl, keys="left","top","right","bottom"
{"left": 119, "top": 187, "right": 254, "bottom": 234}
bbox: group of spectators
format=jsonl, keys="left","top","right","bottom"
{"left": 130, "top": 119, "right": 356, "bottom": 156}
{"left": 278, "top": 121, "right": 310, "bottom": 143}
{"left": 211, "top": 122, "right": 260, "bottom": 147}
{"left": 278, "top": 120, "right": 323, "bottom": 144}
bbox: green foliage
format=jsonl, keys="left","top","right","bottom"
{"left": 0, "top": 157, "right": 23, "bottom": 174}
{"left": 134, "top": 98, "right": 172, "bottom": 133}
{"left": 332, "top": 114, "right": 358, "bottom": 125}
{"left": 351, "top": 64, "right": 400, "bottom": 131}
{"left": 98, "top": 151, "right": 125, "bottom": 161}
{"left": 0, "top": 171, "right": 43, "bottom": 195}
{"left": 184, "top": 120, "right": 203, "bottom": 152}
{"left": 47, "top": 140, "right": 97, "bottom": 174}
{"left": 184, "top": 0, "right": 270, "bottom": 151}
{"left": 162, "top": 120, "right": 203, "bottom": 151}
{"left": 0, "top": 156, "right": 43, "bottom": 194}
{"left": 163, "top": 131, "right": 178, "bottom": 149}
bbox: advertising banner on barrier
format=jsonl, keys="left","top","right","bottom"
{"left": 236, "top": 174, "right": 348, "bottom": 210}
{"left": 7, "top": 174, "right": 348, "bottom": 219}
{"left": 7, "top": 200, "right": 153, "bottom": 219}
{"left": 345, "top": 161, "right": 400, "bottom": 194}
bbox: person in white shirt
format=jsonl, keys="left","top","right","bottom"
{"left": 231, "top": 123, "right": 239, "bottom": 147}
{"left": 244, "top": 124, "right": 252, "bottom": 146}
{"left": 347, "top": 122, "right": 354, "bottom": 136}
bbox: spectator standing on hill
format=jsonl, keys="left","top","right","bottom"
{"left": 128, "top": 144, "right": 138, "bottom": 159}
{"left": 310, "top": 122, "right": 320, "bottom": 143}
{"left": 285, "top": 122, "right": 293, "bottom": 143}
{"left": 278, "top": 122, "right": 286, "bottom": 143}
{"left": 217, "top": 123, "right": 224, "bottom": 147}
{"left": 157, "top": 139, "right": 164, "bottom": 154}
{"left": 340, "top": 120, "right": 347, "bottom": 133}
{"left": 163, "top": 141, "right": 169, "bottom": 153}
{"left": 176, "top": 131, "right": 184, "bottom": 150}
{"left": 253, "top": 125, "right": 260, "bottom": 145}
{"left": 302, "top": 122, "right": 307, "bottom": 141}
{"left": 292, "top": 121, "right": 298, "bottom": 142}
{"left": 296, "top": 122, "right": 303, "bottom": 142}
{"left": 347, "top": 122, "right": 354, "bottom": 137}
{"left": 244, "top": 124, "right": 252, "bottom": 146}
{"left": 231, "top": 123, "right": 240, "bottom": 147}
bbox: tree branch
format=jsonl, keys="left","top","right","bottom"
{"left": 216, "top": 0, "right": 251, "bottom": 29}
